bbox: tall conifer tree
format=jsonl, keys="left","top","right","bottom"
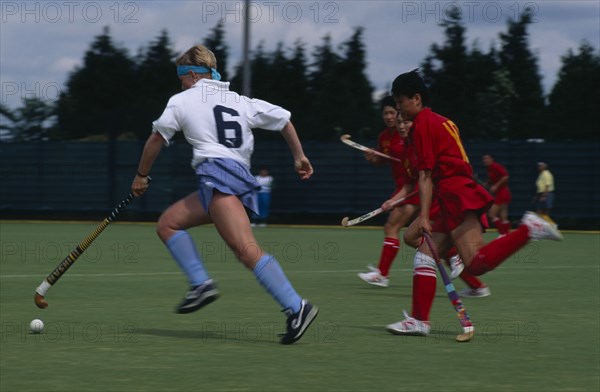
{"left": 498, "top": 12, "right": 545, "bottom": 138}
{"left": 546, "top": 42, "right": 600, "bottom": 139}
{"left": 56, "top": 26, "right": 136, "bottom": 139}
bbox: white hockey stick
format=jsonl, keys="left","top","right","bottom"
{"left": 341, "top": 191, "right": 418, "bottom": 227}
{"left": 340, "top": 134, "right": 403, "bottom": 163}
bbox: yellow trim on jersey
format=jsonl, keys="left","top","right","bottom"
{"left": 442, "top": 121, "right": 469, "bottom": 162}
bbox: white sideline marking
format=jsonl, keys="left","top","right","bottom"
{"left": 0, "top": 265, "right": 598, "bottom": 279}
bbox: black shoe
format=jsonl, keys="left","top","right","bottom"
{"left": 175, "top": 280, "right": 219, "bottom": 314}
{"left": 280, "top": 299, "right": 319, "bottom": 345}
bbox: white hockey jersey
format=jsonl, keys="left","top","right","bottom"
{"left": 152, "top": 79, "right": 291, "bottom": 168}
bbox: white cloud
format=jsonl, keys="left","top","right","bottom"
{"left": 51, "top": 57, "right": 80, "bottom": 73}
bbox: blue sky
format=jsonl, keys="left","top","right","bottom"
{"left": 1, "top": 1, "right": 599, "bottom": 109}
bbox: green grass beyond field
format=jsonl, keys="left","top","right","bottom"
{"left": 1, "top": 221, "right": 599, "bottom": 392}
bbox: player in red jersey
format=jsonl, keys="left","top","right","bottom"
{"left": 373, "top": 114, "right": 491, "bottom": 333}
{"left": 482, "top": 154, "right": 512, "bottom": 236}
{"left": 401, "top": 133, "right": 492, "bottom": 304}
{"left": 383, "top": 70, "right": 562, "bottom": 336}
{"left": 358, "top": 97, "right": 419, "bottom": 287}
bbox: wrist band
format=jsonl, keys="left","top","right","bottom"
{"left": 137, "top": 171, "right": 148, "bottom": 178}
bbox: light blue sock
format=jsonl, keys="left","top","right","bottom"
{"left": 166, "top": 231, "right": 210, "bottom": 286}
{"left": 253, "top": 254, "right": 302, "bottom": 313}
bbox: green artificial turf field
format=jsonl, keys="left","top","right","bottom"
{"left": 1, "top": 221, "right": 599, "bottom": 391}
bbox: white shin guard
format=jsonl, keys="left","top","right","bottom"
{"left": 413, "top": 251, "right": 437, "bottom": 278}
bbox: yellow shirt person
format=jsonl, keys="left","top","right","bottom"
{"left": 535, "top": 162, "right": 556, "bottom": 224}
{"left": 536, "top": 168, "right": 554, "bottom": 193}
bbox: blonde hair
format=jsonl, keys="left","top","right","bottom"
{"left": 176, "top": 45, "right": 217, "bottom": 76}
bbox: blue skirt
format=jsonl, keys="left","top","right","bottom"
{"left": 195, "top": 158, "right": 260, "bottom": 214}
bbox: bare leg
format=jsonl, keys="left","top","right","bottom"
{"left": 403, "top": 216, "right": 424, "bottom": 249}
{"left": 157, "top": 192, "right": 216, "bottom": 312}
{"left": 498, "top": 203, "right": 509, "bottom": 222}
{"left": 488, "top": 203, "right": 511, "bottom": 235}
{"left": 418, "top": 231, "right": 452, "bottom": 260}
{"left": 158, "top": 190, "right": 263, "bottom": 268}
{"left": 384, "top": 204, "right": 418, "bottom": 238}
{"left": 450, "top": 212, "right": 486, "bottom": 266}
{"left": 487, "top": 203, "right": 500, "bottom": 222}
{"left": 208, "top": 191, "right": 264, "bottom": 269}
{"left": 157, "top": 191, "right": 211, "bottom": 242}
{"left": 206, "top": 190, "right": 307, "bottom": 320}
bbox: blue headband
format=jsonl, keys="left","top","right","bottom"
{"left": 177, "top": 65, "right": 221, "bottom": 81}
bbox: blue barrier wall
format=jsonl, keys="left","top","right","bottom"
{"left": 1, "top": 140, "right": 598, "bottom": 226}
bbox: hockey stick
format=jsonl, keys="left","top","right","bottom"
{"left": 422, "top": 232, "right": 475, "bottom": 342}
{"left": 341, "top": 191, "right": 418, "bottom": 227}
{"left": 33, "top": 181, "right": 148, "bottom": 309}
{"left": 340, "top": 134, "right": 403, "bottom": 163}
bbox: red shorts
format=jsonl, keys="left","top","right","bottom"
{"left": 429, "top": 199, "right": 441, "bottom": 221}
{"left": 391, "top": 188, "right": 441, "bottom": 221}
{"left": 493, "top": 186, "right": 512, "bottom": 205}
{"left": 431, "top": 177, "right": 493, "bottom": 233}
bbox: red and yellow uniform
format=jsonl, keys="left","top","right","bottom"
{"left": 378, "top": 127, "right": 421, "bottom": 207}
{"left": 412, "top": 108, "right": 493, "bottom": 232}
{"left": 377, "top": 127, "right": 408, "bottom": 189}
{"left": 487, "top": 162, "right": 512, "bottom": 204}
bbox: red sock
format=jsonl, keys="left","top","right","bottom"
{"left": 378, "top": 237, "right": 399, "bottom": 277}
{"left": 493, "top": 218, "right": 508, "bottom": 235}
{"left": 502, "top": 220, "right": 511, "bottom": 234}
{"left": 467, "top": 225, "right": 530, "bottom": 276}
{"left": 459, "top": 270, "right": 485, "bottom": 289}
{"left": 412, "top": 269, "right": 437, "bottom": 321}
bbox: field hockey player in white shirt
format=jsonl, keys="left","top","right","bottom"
{"left": 131, "top": 45, "right": 318, "bottom": 345}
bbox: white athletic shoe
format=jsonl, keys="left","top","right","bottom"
{"left": 459, "top": 285, "right": 491, "bottom": 298}
{"left": 521, "top": 211, "right": 563, "bottom": 241}
{"left": 448, "top": 254, "right": 464, "bottom": 280}
{"left": 358, "top": 266, "right": 389, "bottom": 287}
{"left": 386, "top": 310, "right": 430, "bottom": 336}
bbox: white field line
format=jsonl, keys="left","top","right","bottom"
{"left": 1, "top": 220, "right": 599, "bottom": 234}
{"left": 1, "top": 265, "right": 598, "bottom": 279}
